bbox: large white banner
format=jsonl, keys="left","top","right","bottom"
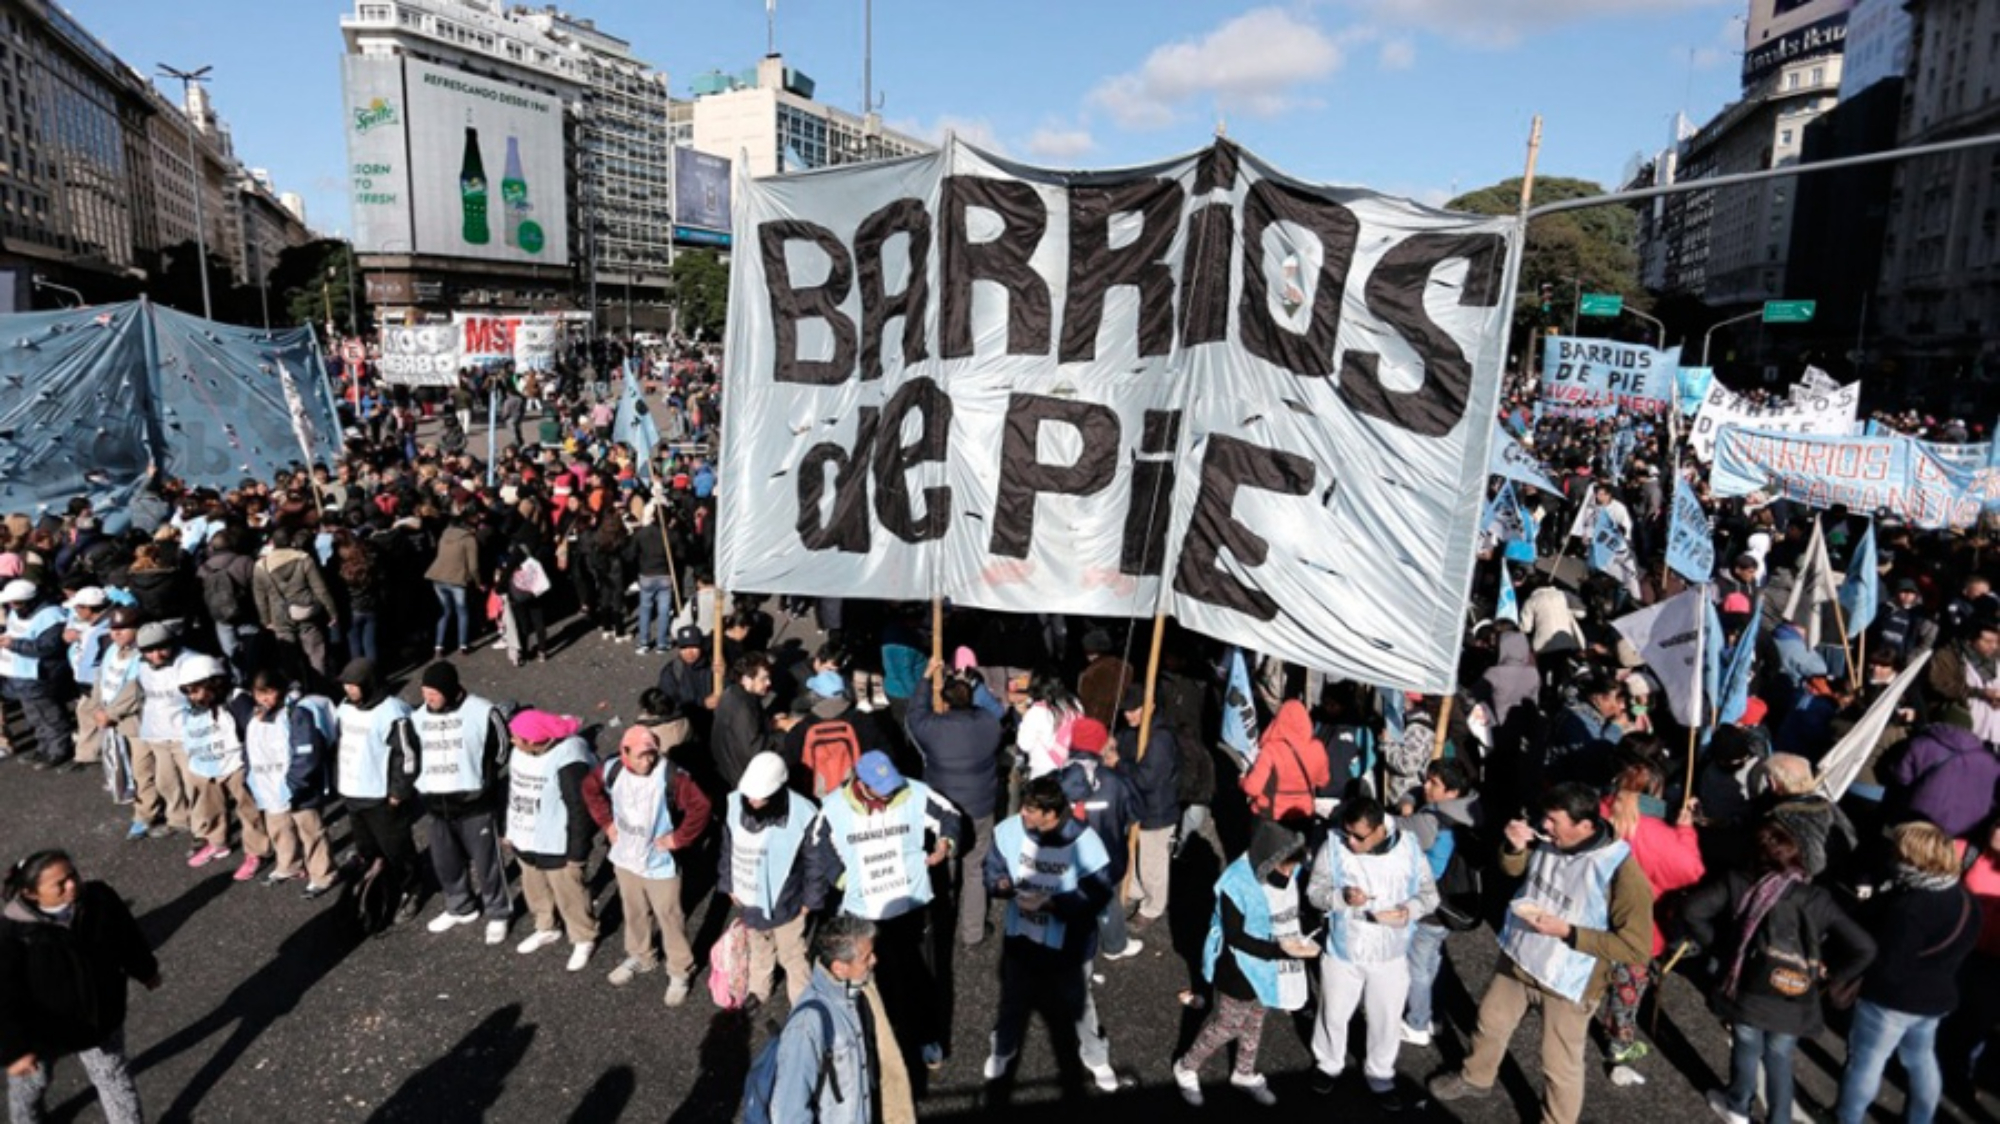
{"left": 454, "top": 313, "right": 560, "bottom": 371}
{"left": 1690, "top": 377, "right": 1859, "bottom": 461}
{"left": 717, "top": 139, "right": 1518, "bottom": 693}
{"left": 377, "top": 322, "right": 459, "bottom": 387}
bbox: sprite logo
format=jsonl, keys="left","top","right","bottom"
{"left": 353, "top": 97, "right": 399, "bottom": 134}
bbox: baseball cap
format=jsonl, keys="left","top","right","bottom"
{"left": 136, "top": 623, "right": 174, "bottom": 650}
{"left": 672, "top": 624, "right": 704, "bottom": 649}
{"left": 739, "top": 752, "right": 789, "bottom": 800}
{"left": 854, "top": 750, "right": 905, "bottom": 795}
{"left": 806, "top": 670, "right": 847, "bottom": 699}
{"left": 64, "top": 587, "right": 107, "bottom": 609}
{"left": 176, "top": 654, "right": 227, "bottom": 688}
{"left": 107, "top": 607, "right": 142, "bottom": 631}
{"left": 0, "top": 579, "right": 37, "bottom": 604}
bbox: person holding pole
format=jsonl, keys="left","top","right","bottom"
{"left": 1111, "top": 685, "right": 1179, "bottom": 933}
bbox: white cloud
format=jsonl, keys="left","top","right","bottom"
{"left": 888, "top": 114, "right": 1008, "bottom": 155}
{"left": 1087, "top": 7, "right": 1348, "bottom": 131}
{"left": 1378, "top": 38, "right": 1417, "bottom": 70}
{"left": 1689, "top": 15, "right": 1746, "bottom": 69}
{"left": 1330, "top": 0, "right": 1733, "bottom": 46}
{"left": 1025, "top": 125, "right": 1096, "bottom": 161}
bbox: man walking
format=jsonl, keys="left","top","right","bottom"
{"left": 1429, "top": 783, "right": 1653, "bottom": 1124}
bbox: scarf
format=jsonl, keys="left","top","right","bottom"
{"left": 1722, "top": 869, "right": 1804, "bottom": 999}
{"left": 1891, "top": 862, "right": 1959, "bottom": 894}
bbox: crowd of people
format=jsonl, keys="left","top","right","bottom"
{"left": 0, "top": 342, "right": 1994, "bottom": 1124}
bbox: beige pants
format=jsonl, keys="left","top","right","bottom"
{"left": 1461, "top": 970, "right": 1593, "bottom": 1124}
{"left": 1127, "top": 825, "right": 1173, "bottom": 920}
{"left": 131, "top": 738, "right": 188, "bottom": 828}
{"left": 265, "top": 808, "right": 336, "bottom": 884}
{"left": 518, "top": 862, "right": 599, "bottom": 944}
{"left": 612, "top": 867, "right": 693, "bottom": 979}
{"left": 189, "top": 769, "right": 269, "bottom": 854}
{"left": 745, "top": 910, "right": 813, "bottom": 1005}
{"left": 73, "top": 696, "right": 106, "bottom": 764}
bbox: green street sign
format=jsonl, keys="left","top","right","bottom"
{"left": 1579, "top": 292, "right": 1623, "bottom": 317}
{"left": 1763, "top": 300, "right": 1816, "bottom": 324}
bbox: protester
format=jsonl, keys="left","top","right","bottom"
{"left": 0, "top": 850, "right": 156, "bottom": 1124}
{"left": 1399, "top": 757, "right": 1484, "bottom": 1047}
{"left": 1057, "top": 718, "right": 1143, "bottom": 961}
{"left": 1, "top": 579, "right": 74, "bottom": 768}
{"left": 333, "top": 658, "right": 421, "bottom": 918}
{"left": 130, "top": 624, "right": 191, "bottom": 840}
{"left": 719, "top": 752, "right": 816, "bottom": 1007}
{"left": 581, "top": 725, "right": 711, "bottom": 1001}
{"left": 176, "top": 655, "right": 267, "bottom": 879}
{"left": 241, "top": 671, "right": 338, "bottom": 897}
{"left": 1596, "top": 756, "right": 1704, "bottom": 1073}
{"left": 763, "top": 914, "right": 879, "bottom": 1124}
{"left": 1112, "top": 686, "right": 1178, "bottom": 934}
{"left": 502, "top": 709, "right": 598, "bottom": 973}
{"left": 412, "top": 661, "right": 514, "bottom": 944}
{"left": 712, "top": 651, "right": 780, "bottom": 792}
{"left": 1241, "top": 699, "right": 1331, "bottom": 823}
{"left": 909, "top": 661, "right": 1005, "bottom": 948}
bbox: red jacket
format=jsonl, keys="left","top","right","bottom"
{"left": 1242, "top": 701, "right": 1330, "bottom": 823}
{"left": 1602, "top": 795, "right": 1704, "bottom": 956}
{"left": 581, "top": 759, "right": 713, "bottom": 852}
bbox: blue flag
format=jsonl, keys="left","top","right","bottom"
{"left": 1489, "top": 421, "right": 1563, "bottom": 493}
{"left": 1702, "top": 598, "right": 1724, "bottom": 724}
{"left": 1606, "top": 425, "right": 1635, "bottom": 482}
{"left": 1590, "top": 509, "right": 1639, "bottom": 594}
{"left": 1667, "top": 478, "right": 1716, "bottom": 584}
{"left": 1480, "top": 483, "right": 1525, "bottom": 555}
{"left": 1219, "top": 647, "right": 1259, "bottom": 763}
{"left": 611, "top": 359, "right": 662, "bottom": 479}
{"left": 1838, "top": 520, "right": 1879, "bottom": 639}
{"left": 1380, "top": 686, "right": 1407, "bottom": 743}
{"left": 1718, "top": 593, "right": 1764, "bottom": 726}
{"left": 1506, "top": 489, "right": 1539, "bottom": 566}
{"left": 1496, "top": 562, "right": 1519, "bottom": 624}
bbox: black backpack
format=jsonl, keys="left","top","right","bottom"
{"left": 1432, "top": 821, "right": 1486, "bottom": 932}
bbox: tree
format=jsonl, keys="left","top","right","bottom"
{"left": 276, "top": 240, "right": 360, "bottom": 337}
{"left": 152, "top": 240, "right": 241, "bottom": 323}
{"left": 666, "top": 250, "right": 729, "bottom": 342}
{"left": 1447, "top": 177, "right": 1648, "bottom": 341}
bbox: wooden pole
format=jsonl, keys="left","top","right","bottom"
{"left": 711, "top": 584, "right": 726, "bottom": 698}
{"left": 1682, "top": 582, "right": 1708, "bottom": 817}
{"left": 930, "top": 597, "right": 946, "bottom": 714}
{"left": 1430, "top": 694, "right": 1454, "bottom": 760}
{"left": 1124, "top": 613, "right": 1170, "bottom": 905}
{"left": 657, "top": 510, "right": 683, "bottom": 619}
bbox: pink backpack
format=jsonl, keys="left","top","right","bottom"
{"left": 707, "top": 918, "right": 752, "bottom": 1009}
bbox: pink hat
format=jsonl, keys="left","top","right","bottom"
{"left": 619, "top": 725, "right": 661, "bottom": 754}
{"left": 508, "top": 709, "right": 580, "bottom": 743}
{"left": 953, "top": 646, "right": 979, "bottom": 672}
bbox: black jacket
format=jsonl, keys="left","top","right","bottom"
{"left": 711, "top": 684, "right": 775, "bottom": 792}
{"left": 656, "top": 654, "right": 713, "bottom": 715}
{"left": 1111, "top": 720, "right": 1181, "bottom": 830}
{"left": 1678, "top": 869, "right": 1875, "bottom": 1038}
{"left": 1857, "top": 882, "right": 1982, "bottom": 1017}
{"left": 906, "top": 680, "right": 1004, "bottom": 821}
{"left": 0, "top": 884, "right": 157, "bottom": 1063}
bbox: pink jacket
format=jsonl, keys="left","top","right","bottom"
{"left": 1602, "top": 796, "right": 1705, "bottom": 956}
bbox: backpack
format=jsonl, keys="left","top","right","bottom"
{"left": 1432, "top": 823, "right": 1485, "bottom": 932}
{"left": 800, "top": 718, "right": 862, "bottom": 799}
{"left": 201, "top": 560, "right": 249, "bottom": 624}
{"left": 708, "top": 918, "right": 752, "bottom": 1009}
{"left": 740, "top": 998, "right": 843, "bottom": 1124}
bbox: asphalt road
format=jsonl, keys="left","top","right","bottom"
{"left": 3, "top": 605, "right": 1993, "bottom": 1124}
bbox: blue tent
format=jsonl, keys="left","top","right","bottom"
{"left": 0, "top": 301, "right": 342, "bottom": 513}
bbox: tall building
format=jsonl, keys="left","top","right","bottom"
{"left": 340, "top": 0, "right": 583, "bottom": 316}
{"left": 0, "top": 0, "right": 310, "bottom": 311}
{"left": 1873, "top": 0, "right": 2000, "bottom": 387}
{"left": 686, "top": 54, "right": 931, "bottom": 179}
{"left": 515, "top": 6, "right": 674, "bottom": 329}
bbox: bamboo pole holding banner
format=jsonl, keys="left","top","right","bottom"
{"left": 1682, "top": 582, "right": 1708, "bottom": 818}
{"left": 930, "top": 598, "right": 947, "bottom": 714}
{"left": 711, "top": 585, "right": 726, "bottom": 698}
{"left": 1125, "top": 612, "right": 1170, "bottom": 903}
{"left": 1430, "top": 694, "right": 1454, "bottom": 761}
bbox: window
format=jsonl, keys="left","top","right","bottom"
{"left": 1810, "top": 67, "right": 1823, "bottom": 86}
{"left": 1788, "top": 71, "right": 1802, "bottom": 90}
{"left": 1780, "top": 128, "right": 1794, "bottom": 146}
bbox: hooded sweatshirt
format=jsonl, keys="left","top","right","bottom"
{"left": 1205, "top": 820, "right": 1309, "bottom": 1005}
{"left": 1481, "top": 632, "right": 1539, "bottom": 728}
{"left": 252, "top": 547, "right": 335, "bottom": 632}
{"left": 1241, "top": 700, "right": 1331, "bottom": 822}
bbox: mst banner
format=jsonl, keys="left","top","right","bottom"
{"left": 717, "top": 138, "right": 1517, "bottom": 693}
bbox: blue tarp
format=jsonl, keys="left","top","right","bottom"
{"left": 0, "top": 301, "right": 342, "bottom": 514}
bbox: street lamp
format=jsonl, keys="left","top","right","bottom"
{"left": 30, "top": 275, "right": 83, "bottom": 308}
{"left": 158, "top": 63, "right": 214, "bottom": 321}
{"left": 1702, "top": 309, "right": 1764, "bottom": 367}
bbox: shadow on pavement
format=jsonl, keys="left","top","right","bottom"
{"left": 665, "top": 1007, "right": 753, "bottom": 1123}
{"left": 365, "top": 1004, "right": 536, "bottom": 1123}
{"left": 133, "top": 869, "right": 233, "bottom": 950}
{"left": 564, "top": 1064, "right": 635, "bottom": 1123}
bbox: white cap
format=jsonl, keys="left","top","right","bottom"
{"left": 64, "top": 587, "right": 107, "bottom": 609}
{"left": 175, "top": 654, "right": 228, "bottom": 688}
{"left": 0, "top": 580, "right": 38, "bottom": 604}
{"left": 738, "top": 752, "right": 789, "bottom": 801}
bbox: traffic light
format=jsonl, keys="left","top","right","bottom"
{"left": 1538, "top": 282, "right": 1554, "bottom": 315}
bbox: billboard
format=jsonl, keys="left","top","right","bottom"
{"left": 342, "top": 55, "right": 415, "bottom": 254}
{"left": 673, "top": 148, "right": 732, "bottom": 233}
{"left": 1743, "top": 0, "right": 1852, "bottom": 87}
{"left": 403, "top": 58, "right": 568, "bottom": 265}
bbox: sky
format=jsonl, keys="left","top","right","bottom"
{"left": 61, "top": 0, "right": 1755, "bottom": 238}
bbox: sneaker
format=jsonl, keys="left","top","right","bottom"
{"left": 300, "top": 881, "right": 337, "bottom": 901}
{"left": 1706, "top": 1089, "right": 1750, "bottom": 1124}
{"left": 664, "top": 975, "right": 692, "bottom": 1007}
{"left": 146, "top": 824, "right": 173, "bottom": 840}
{"left": 1083, "top": 1060, "right": 1118, "bottom": 1092}
{"left": 922, "top": 1042, "right": 945, "bottom": 1071}
{"left": 1230, "top": 1072, "right": 1276, "bottom": 1106}
{"left": 186, "top": 842, "right": 231, "bottom": 869}
{"left": 1172, "top": 1061, "right": 1203, "bottom": 1107}
{"left": 1100, "top": 939, "right": 1144, "bottom": 962}
{"left": 607, "top": 957, "right": 655, "bottom": 987}
{"left": 1401, "top": 1022, "right": 1434, "bottom": 1047}
{"left": 126, "top": 822, "right": 149, "bottom": 841}
{"left": 426, "top": 910, "right": 479, "bottom": 934}
{"left": 1311, "top": 1068, "right": 1340, "bottom": 1096}
{"left": 393, "top": 896, "right": 422, "bottom": 924}
{"left": 635, "top": 645, "right": 652, "bottom": 656}
{"left": 1374, "top": 1084, "right": 1411, "bottom": 1114}
{"left": 982, "top": 1049, "right": 1016, "bottom": 1082}
{"left": 484, "top": 919, "right": 508, "bottom": 945}
{"left": 263, "top": 866, "right": 302, "bottom": 885}
{"left": 565, "top": 941, "right": 594, "bottom": 972}
{"left": 1609, "top": 1041, "right": 1651, "bottom": 1067}
{"left": 516, "top": 929, "right": 563, "bottom": 955}
{"left": 1427, "top": 1072, "right": 1492, "bottom": 1102}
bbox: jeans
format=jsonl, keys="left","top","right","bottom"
{"left": 637, "top": 575, "right": 674, "bottom": 649}
{"left": 349, "top": 611, "right": 379, "bottom": 664}
{"left": 1726, "top": 1022, "right": 1798, "bottom": 1123}
{"left": 1097, "top": 888, "right": 1130, "bottom": 956}
{"left": 432, "top": 582, "right": 470, "bottom": 651}
{"left": 1404, "top": 921, "right": 1449, "bottom": 1033}
{"left": 1838, "top": 999, "right": 1943, "bottom": 1124}
{"left": 214, "top": 620, "right": 261, "bottom": 681}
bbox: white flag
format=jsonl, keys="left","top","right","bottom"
{"left": 1612, "top": 590, "right": 1708, "bottom": 727}
{"left": 1817, "top": 651, "right": 1931, "bottom": 800}
{"left": 1783, "top": 519, "right": 1842, "bottom": 648}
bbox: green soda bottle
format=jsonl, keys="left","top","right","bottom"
{"left": 460, "top": 114, "right": 489, "bottom": 246}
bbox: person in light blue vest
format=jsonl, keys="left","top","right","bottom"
{"left": 334, "top": 658, "right": 422, "bottom": 920}
{"left": 718, "top": 751, "right": 815, "bottom": 1006}
{"left": 64, "top": 591, "right": 121, "bottom": 774}
{"left": 980, "top": 776, "right": 1120, "bottom": 1091}
{"left": 176, "top": 655, "right": 270, "bottom": 882}
{"left": 1429, "top": 783, "right": 1653, "bottom": 1124}
{"left": 1174, "top": 820, "right": 1318, "bottom": 1108}
{"left": 500, "top": 709, "right": 598, "bottom": 973}
{"left": 242, "top": 670, "right": 337, "bottom": 898}
{"left": 803, "top": 749, "right": 961, "bottom": 1072}
{"left": 414, "top": 660, "right": 514, "bottom": 946}
{"left": 0, "top": 579, "right": 75, "bottom": 768}
{"left": 581, "top": 725, "right": 713, "bottom": 1004}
